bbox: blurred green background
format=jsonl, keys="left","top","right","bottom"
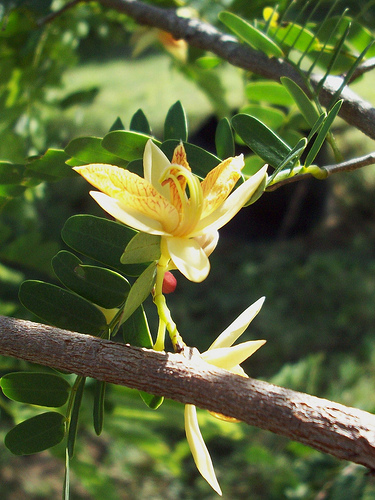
{"left": 1, "top": 1, "right": 375, "bottom": 498}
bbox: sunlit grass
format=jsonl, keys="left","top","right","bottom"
{"left": 53, "top": 54, "right": 244, "bottom": 141}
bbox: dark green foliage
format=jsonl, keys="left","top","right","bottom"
{"left": 0, "top": 372, "right": 70, "bottom": 407}
{"left": 4, "top": 412, "right": 66, "bottom": 455}
{"left": 163, "top": 100, "right": 188, "bottom": 142}
{"left": 52, "top": 251, "right": 130, "bottom": 309}
{"left": 19, "top": 280, "right": 108, "bottom": 336}
{"left": 1, "top": 1, "right": 375, "bottom": 499}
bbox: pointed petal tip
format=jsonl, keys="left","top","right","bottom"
{"left": 184, "top": 405, "right": 222, "bottom": 495}
{"left": 208, "top": 297, "right": 266, "bottom": 350}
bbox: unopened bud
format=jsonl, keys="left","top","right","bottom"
{"left": 162, "top": 271, "right": 177, "bottom": 294}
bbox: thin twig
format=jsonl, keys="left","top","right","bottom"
{"left": 36, "top": 0, "right": 82, "bottom": 27}
{"left": 347, "top": 56, "right": 375, "bottom": 83}
{"left": 267, "top": 151, "right": 375, "bottom": 191}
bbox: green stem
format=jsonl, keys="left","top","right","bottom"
{"left": 153, "top": 248, "right": 186, "bottom": 353}
{"left": 153, "top": 317, "right": 166, "bottom": 351}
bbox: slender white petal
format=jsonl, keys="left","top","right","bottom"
{"left": 201, "top": 340, "right": 266, "bottom": 370}
{"left": 143, "top": 140, "right": 171, "bottom": 199}
{"left": 90, "top": 191, "right": 169, "bottom": 235}
{"left": 209, "top": 297, "right": 265, "bottom": 350}
{"left": 190, "top": 165, "right": 268, "bottom": 237}
{"left": 184, "top": 404, "right": 222, "bottom": 496}
{"left": 166, "top": 236, "right": 210, "bottom": 282}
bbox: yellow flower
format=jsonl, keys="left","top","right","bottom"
{"left": 184, "top": 297, "right": 266, "bottom": 495}
{"left": 74, "top": 140, "right": 267, "bottom": 282}
{"left": 263, "top": 7, "right": 279, "bottom": 28}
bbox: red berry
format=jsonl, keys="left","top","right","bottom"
{"left": 162, "top": 271, "right": 177, "bottom": 294}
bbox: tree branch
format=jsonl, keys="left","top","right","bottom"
{"left": 267, "top": 151, "right": 375, "bottom": 191}
{"left": 1, "top": 315, "right": 375, "bottom": 471}
{"left": 94, "top": 0, "right": 375, "bottom": 142}
{"left": 37, "top": 0, "right": 375, "bottom": 142}
{"left": 37, "top": 0, "right": 375, "bottom": 141}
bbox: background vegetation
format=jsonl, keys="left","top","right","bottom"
{"left": 1, "top": 0, "right": 375, "bottom": 498}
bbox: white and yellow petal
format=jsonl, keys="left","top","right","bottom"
{"left": 201, "top": 340, "right": 266, "bottom": 370}
{"left": 90, "top": 191, "right": 168, "bottom": 235}
{"left": 200, "top": 155, "right": 244, "bottom": 218}
{"left": 185, "top": 404, "right": 222, "bottom": 496}
{"left": 75, "top": 163, "right": 180, "bottom": 233}
{"left": 143, "top": 140, "right": 171, "bottom": 199}
{"left": 191, "top": 165, "right": 268, "bottom": 237}
{"left": 165, "top": 236, "right": 210, "bottom": 282}
{"left": 209, "top": 297, "right": 265, "bottom": 350}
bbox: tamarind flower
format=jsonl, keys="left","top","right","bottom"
{"left": 74, "top": 140, "right": 267, "bottom": 282}
{"left": 185, "top": 297, "right": 266, "bottom": 495}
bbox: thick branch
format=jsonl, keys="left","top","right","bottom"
{"left": 1, "top": 315, "right": 375, "bottom": 471}
{"left": 38, "top": 0, "right": 375, "bottom": 140}
{"left": 94, "top": 0, "right": 375, "bottom": 141}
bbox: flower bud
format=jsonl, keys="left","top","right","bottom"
{"left": 162, "top": 271, "right": 177, "bottom": 294}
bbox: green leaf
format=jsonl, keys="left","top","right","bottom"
{"left": 59, "top": 88, "right": 99, "bottom": 109}
{"left": 345, "top": 20, "right": 375, "bottom": 57}
{"left": 125, "top": 158, "right": 143, "bottom": 176}
{"left": 307, "top": 113, "right": 326, "bottom": 142}
{"left": 61, "top": 215, "right": 146, "bottom": 277}
{"left": 139, "top": 391, "right": 164, "bottom": 410}
{"left": 121, "top": 306, "right": 164, "bottom": 410}
{"left": 280, "top": 77, "right": 320, "bottom": 126}
{"left": 109, "top": 117, "right": 125, "bottom": 132}
{"left": 93, "top": 380, "right": 106, "bottom": 436}
{"left": 164, "top": 101, "right": 188, "bottom": 142}
{"left": 160, "top": 140, "right": 220, "bottom": 178}
{"left": 0, "top": 162, "right": 25, "bottom": 184}
{"left": 304, "top": 100, "right": 342, "bottom": 167}
{"left": 25, "top": 149, "right": 74, "bottom": 181}
{"left": 269, "top": 138, "right": 308, "bottom": 185}
{"left": 0, "top": 232, "right": 59, "bottom": 274}
{"left": 130, "top": 109, "right": 152, "bottom": 135}
{"left": 0, "top": 184, "right": 26, "bottom": 198}
{"left": 271, "top": 24, "right": 321, "bottom": 53}
{"left": 219, "top": 11, "right": 283, "bottom": 57}
{"left": 195, "top": 56, "right": 221, "bottom": 69}
{"left": 245, "top": 81, "right": 295, "bottom": 107}
{"left": 242, "top": 155, "right": 265, "bottom": 177}
{"left": 232, "top": 114, "right": 291, "bottom": 168}
{"left": 215, "top": 118, "right": 234, "bottom": 158}
{"left": 0, "top": 372, "right": 71, "bottom": 407}
{"left": 121, "top": 233, "right": 161, "bottom": 265}
{"left": 0, "top": 9, "right": 36, "bottom": 38}
{"left": 122, "top": 305, "right": 153, "bottom": 348}
{"left": 5, "top": 412, "right": 66, "bottom": 455}
{"left": 122, "top": 263, "right": 157, "bottom": 322}
{"left": 65, "top": 136, "right": 128, "bottom": 168}
{"left": 68, "top": 377, "right": 85, "bottom": 458}
{"left": 239, "top": 105, "right": 285, "bottom": 130}
{"left": 19, "top": 281, "right": 108, "bottom": 336}
{"left": 102, "top": 131, "right": 160, "bottom": 161}
{"left": 52, "top": 251, "right": 130, "bottom": 308}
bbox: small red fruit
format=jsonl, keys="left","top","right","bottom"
{"left": 162, "top": 271, "right": 177, "bottom": 294}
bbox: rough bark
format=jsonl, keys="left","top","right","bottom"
{"left": 1, "top": 315, "right": 375, "bottom": 471}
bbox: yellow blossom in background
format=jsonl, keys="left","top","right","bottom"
{"left": 263, "top": 7, "right": 279, "bottom": 28}
{"left": 74, "top": 140, "right": 267, "bottom": 283}
{"left": 184, "top": 297, "right": 266, "bottom": 495}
